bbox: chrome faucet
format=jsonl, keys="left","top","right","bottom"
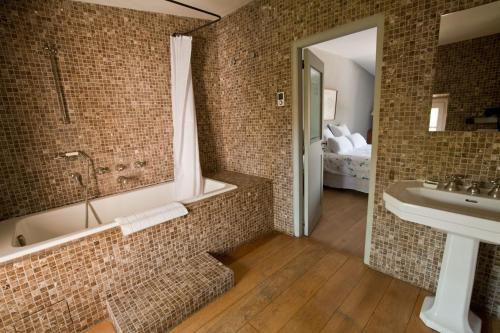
{"left": 466, "top": 181, "right": 480, "bottom": 195}
{"left": 134, "top": 160, "right": 146, "bottom": 168}
{"left": 488, "top": 179, "right": 500, "bottom": 199}
{"left": 443, "top": 175, "right": 464, "bottom": 192}
{"left": 70, "top": 172, "right": 84, "bottom": 187}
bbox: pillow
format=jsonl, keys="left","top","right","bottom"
{"left": 328, "top": 124, "right": 351, "bottom": 137}
{"left": 327, "top": 136, "right": 354, "bottom": 154}
{"left": 323, "top": 126, "right": 335, "bottom": 141}
{"left": 347, "top": 133, "right": 367, "bottom": 148}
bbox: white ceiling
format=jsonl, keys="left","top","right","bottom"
{"left": 72, "top": 0, "right": 253, "bottom": 19}
{"left": 439, "top": 1, "right": 500, "bottom": 45}
{"left": 310, "top": 28, "right": 377, "bottom": 75}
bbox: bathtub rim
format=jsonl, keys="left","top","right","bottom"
{"left": 0, "top": 178, "right": 237, "bottom": 264}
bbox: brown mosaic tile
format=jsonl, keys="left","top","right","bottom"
{"left": 0, "top": 171, "right": 273, "bottom": 332}
{"left": 107, "top": 252, "right": 233, "bottom": 333}
{"left": 0, "top": 0, "right": 217, "bottom": 220}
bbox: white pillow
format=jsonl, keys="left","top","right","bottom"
{"left": 328, "top": 124, "right": 351, "bottom": 137}
{"left": 347, "top": 133, "right": 367, "bottom": 148}
{"left": 327, "top": 136, "right": 354, "bottom": 154}
{"left": 323, "top": 126, "right": 335, "bottom": 141}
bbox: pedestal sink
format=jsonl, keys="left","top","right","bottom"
{"left": 383, "top": 181, "right": 500, "bottom": 333}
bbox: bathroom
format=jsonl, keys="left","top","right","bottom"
{"left": 0, "top": 0, "right": 499, "bottom": 332}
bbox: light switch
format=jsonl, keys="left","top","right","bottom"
{"left": 277, "top": 92, "right": 285, "bottom": 107}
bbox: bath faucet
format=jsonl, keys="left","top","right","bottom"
{"left": 117, "top": 176, "right": 138, "bottom": 185}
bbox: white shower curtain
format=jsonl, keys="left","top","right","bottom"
{"left": 170, "top": 36, "right": 204, "bottom": 201}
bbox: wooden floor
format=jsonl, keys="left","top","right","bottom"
{"left": 91, "top": 232, "right": 499, "bottom": 333}
{"left": 310, "top": 187, "right": 368, "bottom": 258}
{"left": 169, "top": 232, "right": 498, "bottom": 333}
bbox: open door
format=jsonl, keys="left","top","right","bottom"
{"left": 303, "top": 49, "right": 324, "bottom": 236}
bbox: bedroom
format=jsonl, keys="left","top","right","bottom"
{"left": 303, "top": 28, "right": 378, "bottom": 258}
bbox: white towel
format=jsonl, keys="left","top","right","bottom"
{"left": 115, "top": 202, "right": 188, "bottom": 236}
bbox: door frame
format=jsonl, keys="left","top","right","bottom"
{"left": 291, "top": 14, "right": 385, "bottom": 265}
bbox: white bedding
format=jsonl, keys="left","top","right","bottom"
{"left": 324, "top": 145, "right": 371, "bottom": 180}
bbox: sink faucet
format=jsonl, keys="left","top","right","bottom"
{"left": 489, "top": 179, "right": 500, "bottom": 199}
{"left": 443, "top": 175, "right": 464, "bottom": 192}
{"left": 466, "top": 181, "right": 480, "bottom": 196}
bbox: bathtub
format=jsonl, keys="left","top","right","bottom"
{"left": 0, "top": 178, "right": 237, "bottom": 264}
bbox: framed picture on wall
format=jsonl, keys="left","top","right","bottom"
{"left": 323, "top": 89, "right": 337, "bottom": 121}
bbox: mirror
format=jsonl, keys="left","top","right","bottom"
{"left": 429, "top": 1, "right": 500, "bottom": 132}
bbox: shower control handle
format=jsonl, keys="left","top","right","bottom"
{"left": 96, "top": 167, "right": 110, "bottom": 175}
{"left": 116, "top": 164, "right": 127, "bottom": 172}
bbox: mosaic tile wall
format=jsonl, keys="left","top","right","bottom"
{"left": 0, "top": 171, "right": 273, "bottom": 332}
{"left": 433, "top": 33, "right": 500, "bottom": 131}
{"left": 0, "top": 0, "right": 219, "bottom": 220}
{"left": 212, "top": 0, "right": 500, "bottom": 317}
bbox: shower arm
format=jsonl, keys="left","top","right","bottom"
{"left": 164, "top": 0, "right": 221, "bottom": 37}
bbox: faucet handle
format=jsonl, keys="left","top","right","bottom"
{"left": 489, "top": 178, "right": 500, "bottom": 186}
{"left": 96, "top": 166, "right": 111, "bottom": 175}
{"left": 116, "top": 164, "right": 127, "bottom": 172}
{"left": 134, "top": 160, "right": 146, "bottom": 168}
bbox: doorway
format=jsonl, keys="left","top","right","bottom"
{"left": 292, "top": 15, "right": 384, "bottom": 263}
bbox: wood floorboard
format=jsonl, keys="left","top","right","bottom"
{"left": 363, "top": 278, "right": 420, "bottom": 332}
{"left": 405, "top": 289, "right": 436, "bottom": 333}
{"left": 320, "top": 269, "right": 392, "bottom": 332}
{"left": 196, "top": 243, "right": 329, "bottom": 333}
{"left": 237, "top": 323, "right": 259, "bottom": 333}
{"left": 279, "top": 257, "right": 367, "bottom": 333}
{"left": 171, "top": 234, "right": 308, "bottom": 333}
{"left": 248, "top": 251, "right": 347, "bottom": 332}
{"left": 311, "top": 188, "right": 368, "bottom": 258}
{"left": 169, "top": 234, "right": 500, "bottom": 333}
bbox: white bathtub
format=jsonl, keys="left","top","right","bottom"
{"left": 0, "top": 178, "right": 237, "bottom": 264}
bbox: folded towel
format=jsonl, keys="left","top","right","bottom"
{"left": 115, "top": 202, "right": 188, "bottom": 236}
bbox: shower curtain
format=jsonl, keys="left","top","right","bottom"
{"left": 170, "top": 36, "right": 204, "bottom": 200}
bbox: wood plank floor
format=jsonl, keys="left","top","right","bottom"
{"left": 171, "top": 232, "right": 498, "bottom": 333}
{"left": 310, "top": 187, "right": 368, "bottom": 258}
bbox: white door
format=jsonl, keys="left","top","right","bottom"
{"left": 303, "top": 49, "right": 324, "bottom": 236}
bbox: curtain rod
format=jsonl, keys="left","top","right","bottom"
{"left": 164, "top": 0, "right": 221, "bottom": 36}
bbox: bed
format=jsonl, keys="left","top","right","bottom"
{"left": 323, "top": 144, "right": 371, "bottom": 193}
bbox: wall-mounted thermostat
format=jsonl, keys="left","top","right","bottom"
{"left": 277, "top": 92, "right": 285, "bottom": 107}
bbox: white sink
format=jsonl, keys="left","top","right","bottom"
{"left": 383, "top": 181, "right": 500, "bottom": 333}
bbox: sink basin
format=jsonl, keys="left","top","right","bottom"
{"left": 383, "top": 181, "right": 500, "bottom": 333}
{"left": 384, "top": 181, "right": 500, "bottom": 243}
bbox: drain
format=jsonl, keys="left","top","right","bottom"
{"left": 17, "top": 234, "right": 27, "bottom": 247}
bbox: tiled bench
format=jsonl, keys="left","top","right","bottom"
{"left": 107, "top": 253, "right": 234, "bottom": 333}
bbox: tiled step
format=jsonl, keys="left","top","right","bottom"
{"left": 107, "top": 253, "right": 234, "bottom": 333}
